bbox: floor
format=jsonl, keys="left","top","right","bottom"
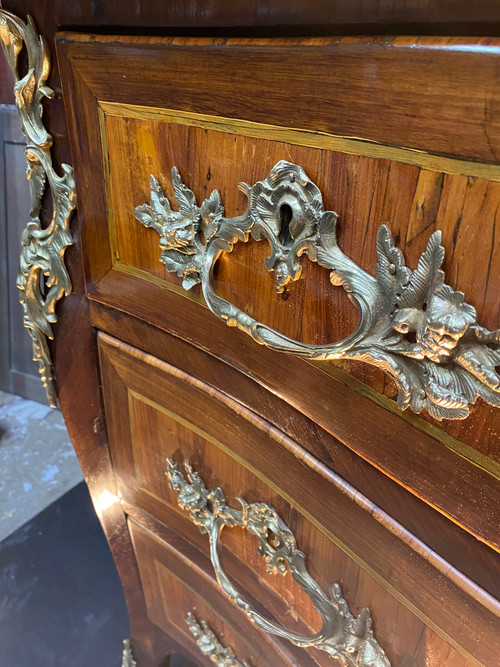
{"left": 0, "top": 391, "right": 130, "bottom": 666}
{"left": 0, "top": 483, "right": 129, "bottom": 667}
{"left": 0, "top": 390, "right": 83, "bottom": 542}
{"left": 0, "top": 391, "right": 196, "bottom": 667}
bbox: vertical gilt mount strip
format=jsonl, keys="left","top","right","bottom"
{"left": 0, "top": 10, "right": 76, "bottom": 407}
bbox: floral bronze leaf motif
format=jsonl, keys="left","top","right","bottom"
{"left": 134, "top": 174, "right": 172, "bottom": 235}
{"left": 172, "top": 165, "right": 198, "bottom": 219}
{"left": 0, "top": 13, "right": 23, "bottom": 73}
{"left": 397, "top": 231, "right": 445, "bottom": 310}
{"left": 0, "top": 10, "right": 76, "bottom": 408}
{"left": 452, "top": 341, "right": 500, "bottom": 398}
{"left": 186, "top": 613, "right": 250, "bottom": 667}
{"left": 137, "top": 161, "right": 500, "bottom": 421}
{"left": 121, "top": 639, "right": 138, "bottom": 667}
{"left": 25, "top": 148, "right": 48, "bottom": 217}
{"left": 167, "top": 458, "right": 391, "bottom": 667}
{"left": 135, "top": 171, "right": 204, "bottom": 289}
{"left": 200, "top": 189, "right": 224, "bottom": 241}
{"left": 375, "top": 225, "right": 410, "bottom": 313}
{"left": 239, "top": 501, "right": 299, "bottom": 576}
{"left": 388, "top": 230, "right": 487, "bottom": 367}
{"left": 366, "top": 225, "right": 500, "bottom": 418}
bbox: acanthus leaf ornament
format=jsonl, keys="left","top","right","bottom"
{"left": 167, "top": 458, "right": 391, "bottom": 667}
{"left": 121, "top": 639, "right": 138, "bottom": 667}
{"left": 186, "top": 612, "right": 250, "bottom": 666}
{"left": 136, "top": 161, "right": 500, "bottom": 420}
{"left": 0, "top": 10, "right": 76, "bottom": 407}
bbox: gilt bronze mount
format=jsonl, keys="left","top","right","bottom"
{"left": 0, "top": 10, "right": 76, "bottom": 407}
{"left": 168, "top": 458, "right": 391, "bottom": 667}
{"left": 186, "top": 612, "right": 250, "bottom": 666}
{"left": 121, "top": 639, "right": 138, "bottom": 667}
{"left": 136, "top": 161, "right": 500, "bottom": 420}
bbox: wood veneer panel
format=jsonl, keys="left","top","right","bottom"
{"left": 130, "top": 517, "right": 472, "bottom": 667}
{"left": 90, "top": 300, "right": 500, "bottom": 602}
{"left": 93, "top": 271, "right": 500, "bottom": 552}
{"left": 98, "top": 333, "right": 500, "bottom": 666}
{"left": 57, "top": 33, "right": 500, "bottom": 162}
{"left": 102, "top": 113, "right": 500, "bottom": 457}
{"left": 56, "top": 33, "right": 500, "bottom": 457}
{"left": 130, "top": 520, "right": 297, "bottom": 667}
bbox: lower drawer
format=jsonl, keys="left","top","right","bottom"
{"left": 98, "top": 332, "right": 497, "bottom": 666}
{"left": 129, "top": 518, "right": 299, "bottom": 666}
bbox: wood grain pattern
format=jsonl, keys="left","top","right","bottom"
{"left": 58, "top": 33, "right": 500, "bottom": 162}
{"left": 8, "top": 0, "right": 500, "bottom": 34}
{"left": 91, "top": 268, "right": 500, "bottom": 553}
{"left": 99, "top": 333, "right": 500, "bottom": 666}
{"left": 90, "top": 299, "right": 500, "bottom": 602}
{"left": 56, "top": 33, "right": 500, "bottom": 458}
{"left": 104, "top": 113, "right": 500, "bottom": 409}
{"left": 3, "top": 4, "right": 497, "bottom": 665}
{"left": 130, "top": 517, "right": 474, "bottom": 667}
{"left": 130, "top": 518, "right": 302, "bottom": 667}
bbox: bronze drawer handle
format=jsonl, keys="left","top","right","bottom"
{"left": 167, "top": 458, "right": 391, "bottom": 667}
{"left": 135, "top": 161, "right": 500, "bottom": 421}
{"left": 186, "top": 612, "right": 250, "bottom": 666}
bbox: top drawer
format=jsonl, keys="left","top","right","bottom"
{"left": 56, "top": 33, "right": 500, "bottom": 550}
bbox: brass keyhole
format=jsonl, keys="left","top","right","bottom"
{"left": 278, "top": 203, "right": 294, "bottom": 247}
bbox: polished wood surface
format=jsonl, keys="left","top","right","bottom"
{"left": 56, "top": 33, "right": 500, "bottom": 459}
{"left": 7, "top": 0, "right": 500, "bottom": 35}
{"left": 1, "top": 1, "right": 498, "bottom": 662}
{"left": 59, "top": 33, "right": 500, "bottom": 162}
{"left": 130, "top": 519, "right": 301, "bottom": 667}
{"left": 104, "top": 114, "right": 500, "bottom": 450}
{"left": 52, "top": 30, "right": 500, "bottom": 665}
{"left": 130, "top": 518, "right": 474, "bottom": 667}
{"left": 90, "top": 299, "right": 500, "bottom": 602}
{"left": 99, "top": 333, "right": 500, "bottom": 666}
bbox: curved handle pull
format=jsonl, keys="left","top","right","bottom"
{"left": 135, "top": 161, "right": 500, "bottom": 420}
{"left": 167, "top": 458, "right": 391, "bottom": 667}
{"left": 186, "top": 612, "right": 250, "bottom": 666}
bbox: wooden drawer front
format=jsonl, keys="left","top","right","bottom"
{"left": 129, "top": 518, "right": 298, "bottom": 667}
{"left": 58, "top": 34, "right": 500, "bottom": 571}
{"left": 98, "top": 333, "right": 498, "bottom": 665}
{"left": 57, "top": 33, "right": 500, "bottom": 462}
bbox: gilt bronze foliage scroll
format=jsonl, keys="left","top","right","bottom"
{"left": 186, "top": 612, "right": 250, "bottom": 666}
{"left": 121, "top": 639, "right": 138, "bottom": 667}
{"left": 167, "top": 458, "right": 391, "bottom": 667}
{"left": 0, "top": 11, "right": 76, "bottom": 407}
{"left": 136, "top": 161, "right": 500, "bottom": 420}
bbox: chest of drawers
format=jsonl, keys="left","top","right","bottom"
{"left": 1, "top": 4, "right": 499, "bottom": 665}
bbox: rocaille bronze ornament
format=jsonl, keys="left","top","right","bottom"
{"left": 136, "top": 161, "right": 500, "bottom": 420}
{"left": 121, "top": 639, "right": 138, "bottom": 667}
{"left": 186, "top": 612, "right": 250, "bottom": 666}
{"left": 0, "top": 10, "right": 76, "bottom": 407}
{"left": 167, "top": 458, "right": 391, "bottom": 667}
